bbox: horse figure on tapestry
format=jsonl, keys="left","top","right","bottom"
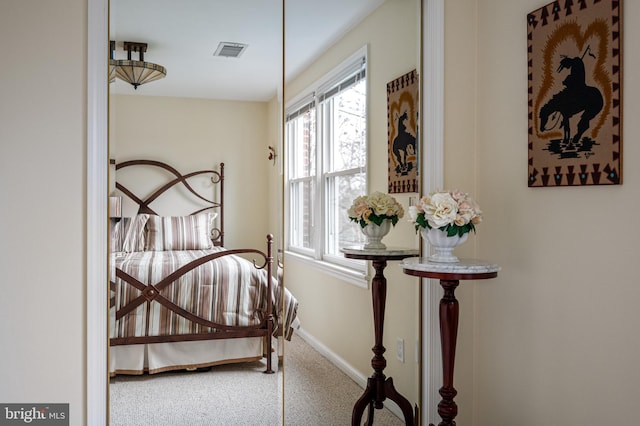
{"left": 392, "top": 111, "right": 416, "bottom": 175}
{"left": 539, "top": 46, "right": 603, "bottom": 150}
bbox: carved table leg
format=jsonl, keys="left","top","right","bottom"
{"left": 352, "top": 380, "right": 375, "bottom": 425}
{"left": 435, "top": 279, "right": 460, "bottom": 426}
{"left": 384, "top": 377, "right": 417, "bottom": 424}
{"left": 352, "top": 259, "right": 415, "bottom": 426}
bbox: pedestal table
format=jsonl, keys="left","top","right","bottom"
{"left": 401, "top": 258, "right": 500, "bottom": 426}
{"left": 342, "top": 246, "right": 419, "bottom": 426}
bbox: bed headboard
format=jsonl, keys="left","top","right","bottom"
{"left": 112, "top": 159, "right": 225, "bottom": 247}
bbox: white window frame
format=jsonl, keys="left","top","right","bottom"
{"left": 285, "top": 46, "right": 369, "bottom": 287}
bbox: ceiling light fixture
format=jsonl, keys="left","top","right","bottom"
{"left": 115, "top": 41, "right": 167, "bottom": 89}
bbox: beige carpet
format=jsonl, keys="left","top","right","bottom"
{"left": 283, "top": 334, "right": 404, "bottom": 426}
{"left": 110, "top": 334, "right": 403, "bottom": 425}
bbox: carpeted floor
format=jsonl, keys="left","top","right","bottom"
{"left": 110, "top": 334, "right": 403, "bottom": 425}
{"left": 283, "top": 335, "right": 404, "bottom": 426}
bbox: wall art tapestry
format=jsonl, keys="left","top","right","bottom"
{"left": 388, "top": 69, "right": 419, "bottom": 193}
{"left": 527, "top": 0, "right": 622, "bottom": 187}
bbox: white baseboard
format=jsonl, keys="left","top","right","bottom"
{"left": 294, "top": 327, "right": 404, "bottom": 421}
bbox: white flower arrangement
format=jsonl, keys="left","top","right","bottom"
{"left": 408, "top": 190, "right": 482, "bottom": 236}
{"left": 348, "top": 191, "right": 405, "bottom": 228}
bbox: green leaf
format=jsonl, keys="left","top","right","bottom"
{"left": 416, "top": 214, "right": 429, "bottom": 230}
{"left": 369, "top": 214, "right": 383, "bottom": 226}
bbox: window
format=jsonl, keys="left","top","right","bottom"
{"left": 286, "top": 48, "right": 368, "bottom": 277}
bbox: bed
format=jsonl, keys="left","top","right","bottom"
{"left": 109, "top": 159, "right": 298, "bottom": 376}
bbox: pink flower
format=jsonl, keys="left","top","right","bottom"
{"left": 410, "top": 189, "right": 482, "bottom": 234}
{"left": 348, "top": 192, "right": 404, "bottom": 226}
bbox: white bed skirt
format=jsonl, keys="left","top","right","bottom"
{"left": 109, "top": 337, "right": 281, "bottom": 376}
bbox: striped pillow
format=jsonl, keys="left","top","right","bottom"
{"left": 145, "top": 212, "right": 216, "bottom": 251}
{"left": 121, "top": 214, "right": 150, "bottom": 252}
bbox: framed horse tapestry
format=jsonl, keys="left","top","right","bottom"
{"left": 527, "top": 0, "right": 622, "bottom": 187}
{"left": 387, "top": 69, "right": 419, "bottom": 193}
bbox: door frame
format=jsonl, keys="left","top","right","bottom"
{"left": 87, "top": 0, "right": 108, "bottom": 423}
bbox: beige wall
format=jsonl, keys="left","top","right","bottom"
{"left": 266, "top": 95, "right": 284, "bottom": 250}
{"left": 284, "top": 0, "right": 421, "bottom": 406}
{"left": 0, "top": 0, "right": 87, "bottom": 424}
{"left": 446, "top": 0, "right": 640, "bottom": 424}
{"left": 110, "top": 95, "right": 273, "bottom": 250}
{"left": 5, "top": 0, "right": 638, "bottom": 424}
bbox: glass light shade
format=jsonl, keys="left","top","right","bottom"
{"left": 109, "top": 59, "right": 117, "bottom": 83}
{"left": 115, "top": 60, "right": 167, "bottom": 89}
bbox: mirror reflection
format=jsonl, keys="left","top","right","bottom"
{"left": 283, "top": 0, "right": 421, "bottom": 424}
{"left": 107, "top": 0, "right": 421, "bottom": 424}
{"left": 108, "top": 1, "right": 285, "bottom": 424}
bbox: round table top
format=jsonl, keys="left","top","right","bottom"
{"left": 401, "top": 257, "right": 500, "bottom": 280}
{"left": 341, "top": 246, "right": 419, "bottom": 261}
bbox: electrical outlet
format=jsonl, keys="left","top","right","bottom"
{"left": 396, "top": 337, "right": 404, "bottom": 363}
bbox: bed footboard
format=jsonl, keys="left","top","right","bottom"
{"left": 110, "top": 235, "right": 276, "bottom": 374}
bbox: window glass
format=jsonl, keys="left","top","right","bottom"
{"left": 322, "top": 78, "right": 367, "bottom": 256}
{"left": 286, "top": 48, "right": 367, "bottom": 272}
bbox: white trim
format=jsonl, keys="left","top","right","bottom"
{"left": 285, "top": 251, "right": 369, "bottom": 289}
{"left": 422, "top": 1, "right": 445, "bottom": 425}
{"left": 87, "top": 0, "right": 109, "bottom": 424}
{"left": 285, "top": 45, "right": 369, "bottom": 110}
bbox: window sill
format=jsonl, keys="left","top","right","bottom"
{"left": 284, "top": 251, "right": 369, "bottom": 289}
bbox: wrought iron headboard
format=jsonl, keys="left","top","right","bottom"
{"left": 113, "top": 159, "right": 225, "bottom": 246}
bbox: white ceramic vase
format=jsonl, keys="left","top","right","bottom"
{"left": 422, "top": 227, "right": 468, "bottom": 262}
{"left": 361, "top": 219, "right": 392, "bottom": 249}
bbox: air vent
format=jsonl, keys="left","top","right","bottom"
{"left": 213, "top": 42, "right": 248, "bottom": 58}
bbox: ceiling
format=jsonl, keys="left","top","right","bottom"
{"left": 110, "top": 0, "right": 385, "bottom": 101}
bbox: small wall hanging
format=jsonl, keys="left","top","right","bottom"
{"left": 387, "top": 69, "right": 419, "bottom": 193}
{"left": 527, "top": 0, "right": 622, "bottom": 187}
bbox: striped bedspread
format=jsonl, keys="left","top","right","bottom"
{"left": 110, "top": 248, "right": 298, "bottom": 341}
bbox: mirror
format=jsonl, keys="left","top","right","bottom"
{"left": 283, "top": 0, "right": 422, "bottom": 424}
{"left": 106, "top": 0, "right": 421, "bottom": 424}
{"left": 108, "top": 1, "right": 284, "bottom": 424}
